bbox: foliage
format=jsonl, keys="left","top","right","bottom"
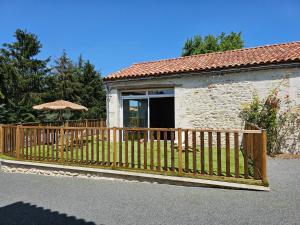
{"left": 182, "top": 32, "right": 244, "bottom": 56}
{"left": 239, "top": 79, "right": 300, "bottom": 155}
{"left": 274, "top": 100, "right": 300, "bottom": 154}
{"left": 0, "top": 29, "right": 50, "bottom": 123}
{"left": 0, "top": 29, "right": 106, "bottom": 124}
{"left": 77, "top": 59, "right": 106, "bottom": 119}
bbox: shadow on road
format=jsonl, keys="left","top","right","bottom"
{"left": 0, "top": 201, "right": 96, "bottom": 225}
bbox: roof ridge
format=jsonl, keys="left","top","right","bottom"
{"left": 132, "top": 40, "right": 300, "bottom": 66}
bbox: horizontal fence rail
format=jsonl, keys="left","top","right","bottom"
{"left": 0, "top": 124, "right": 267, "bottom": 185}
{"left": 4, "top": 119, "right": 106, "bottom": 128}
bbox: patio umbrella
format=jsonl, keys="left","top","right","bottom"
{"left": 33, "top": 100, "right": 88, "bottom": 122}
{"left": 33, "top": 100, "right": 88, "bottom": 111}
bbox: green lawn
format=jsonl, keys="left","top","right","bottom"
{"left": 19, "top": 140, "right": 248, "bottom": 177}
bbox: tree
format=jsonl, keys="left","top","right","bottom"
{"left": 0, "top": 29, "right": 50, "bottom": 123}
{"left": 77, "top": 60, "right": 106, "bottom": 119}
{"left": 51, "top": 51, "right": 81, "bottom": 102}
{"left": 182, "top": 32, "right": 244, "bottom": 56}
{"left": 0, "top": 29, "right": 106, "bottom": 124}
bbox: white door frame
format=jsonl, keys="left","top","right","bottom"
{"left": 120, "top": 89, "right": 174, "bottom": 128}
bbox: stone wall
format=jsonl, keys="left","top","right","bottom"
{"left": 106, "top": 66, "right": 300, "bottom": 153}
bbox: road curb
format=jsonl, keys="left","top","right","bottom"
{"left": 0, "top": 159, "right": 270, "bottom": 191}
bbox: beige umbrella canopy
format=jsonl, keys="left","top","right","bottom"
{"left": 33, "top": 100, "right": 88, "bottom": 111}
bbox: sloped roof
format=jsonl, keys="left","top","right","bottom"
{"left": 104, "top": 41, "right": 300, "bottom": 81}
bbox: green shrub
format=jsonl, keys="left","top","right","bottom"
{"left": 239, "top": 79, "right": 300, "bottom": 155}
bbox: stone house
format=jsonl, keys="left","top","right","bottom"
{"left": 103, "top": 41, "right": 300, "bottom": 152}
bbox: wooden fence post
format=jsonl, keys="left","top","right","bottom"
{"left": 261, "top": 130, "right": 268, "bottom": 185}
{"left": 16, "top": 125, "right": 20, "bottom": 159}
{"left": 113, "top": 127, "right": 117, "bottom": 168}
{"left": 60, "top": 127, "right": 64, "bottom": 163}
{"left": 178, "top": 128, "right": 183, "bottom": 175}
{"left": 0, "top": 125, "right": 3, "bottom": 154}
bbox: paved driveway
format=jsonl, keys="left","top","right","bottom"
{"left": 0, "top": 159, "right": 299, "bottom": 225}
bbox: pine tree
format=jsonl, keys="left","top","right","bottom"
{"left": 51, "top": 51, "right": 81, "bottom": 102}
{"left": 0, "top": 29, "right": 50, "bottom": 123}
{"left": 78, "top": 60, "right": 106, "bottom": 119}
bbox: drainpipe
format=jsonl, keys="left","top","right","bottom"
{"left": 104, "top": 83, "right": 110, "bottom": 127}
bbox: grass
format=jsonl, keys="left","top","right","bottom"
{"left": 15, "top": 140, "right": 248, "bottom": 178}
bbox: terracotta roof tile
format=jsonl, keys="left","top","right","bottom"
{"left": 104, "top": 41, "right": 300, "bottom": 81}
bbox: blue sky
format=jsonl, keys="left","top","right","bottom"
{"left": 1, "top": 0, "right": 300, "bottom": 76}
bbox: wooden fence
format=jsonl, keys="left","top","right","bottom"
{"left": 0, "top": 124, "right": 267, "bottom": 185}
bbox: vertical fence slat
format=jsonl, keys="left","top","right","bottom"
{"left": 192, "top": 131, "right": 196, "bottom": 175}
{"left": 30, "top": 128, "right": 34, "bottom": 160}
{"left": 150, "top": 131, "right": 154, "bottom": 170}
{"left": 0, "top": 125, "right": 3, "bottom": 155}
{"left": 261, "top": 130, "right": 267, "bottom": 185}
{"left": 107, "top": 129, "right": 110, "bottom": 165}
{"left": 208, "top": 132, "right": 213, "bottom": 175}
{"left": 86, "top": 128, "right": 89, "bottom": 163}
{"left": 18, "top": 126, "right": 24, "bottom": 159}
{"left": 80, "top": 129, "right": 84, "bottom": 162}
{"left": 156, "top": 131, "right": 161, "bottom": 171}
{"left": 91, "top": 128, "right": 94, "bottom": 163}
{"left": 131, "top": 131, "right": 135, "bottom": 168}
{"left": 96, "top": 129, "right": 100, "bottom": 163}
{"left": 144, "top": 131, "right": 147, "bottom": 170}
{"left": 51, "top": 129, "right": 55, "bottom": 162}
{"left": 26, "top": 128, "right": 29, "bottom": 160}
{"left": 171, "top": 131, "right": 175, "bottom": 172}
{"left": 243, "top": 133, "right": 249, "bottom": 179}
{"left": 31, "top": 129, "right": 36, "bottom": 160}
{"left": 200, "top": 131, "right": 205, "bottom": 175}
{"left": 101, "top": 129, "right": 105, "bottom": 165}
{"left": 125, "top": 130, "right": 128, "bottom": 168}
{"left": 113, "top": 127, "right": 117, "bottom": 168}
{"left": 119, "top": 129, "right": 122, "bottom": 166}
{"left": 70, "top": 129, "right": 74, "bottom": 162}
{"left": 253, "top": 133, "right": 259, "bottom": 179}
{"left": 75, "top": 129, "right": 79, "bottom": 163}
{"left": 178, "top": 128, "right": 183, "bottom": 175}
{"left": 137, "top": 131, "right": 141, "bottom": 169}
{"left": 37, "top": 128, "right": 41, "bottom": 161}
{"left": 234, "top": 132, "right": 239, "bottom": 178}
{"left": 46, "top": 129, "right": 50, "bottom": 161}
{"left": 63, "top": 129, "right": 67, "bottom": 162}
{"left": 55, "top": 129, "right": 58, "bottom": 161}
{"left": 185, "top": 130, "right": 189, "bottom": 173}
{"left": 164, "top": 131, "right": 168, "bottom": 171}
{"left": 217, "top": 132, "right": 221, "bottom": 176}
{"left": 16, "top": 126, "right": 20, "bottom": 160}
{"left": 60, "top": 127, "right": 64, "bottom": 163}
{"left": 226, "top": 132, "right": 230, "bottom": 177}
{"left": 42, "top": 129, "right": 45, "bottom": 160}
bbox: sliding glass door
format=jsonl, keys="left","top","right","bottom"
{"left": 121, "top": 89, "right": 174, "bottom": 130}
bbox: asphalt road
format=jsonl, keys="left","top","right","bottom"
{"left": 0, "top": 159, "right": 299, "bottom": 225}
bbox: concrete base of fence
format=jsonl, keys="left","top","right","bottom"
{"left": 0, "top": 159, "right": 270, "bottom": 191}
